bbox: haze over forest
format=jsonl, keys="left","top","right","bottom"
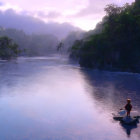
{"left": 0, "top": 9, "right": 81, "bottom": 39}
{"left": 0, "top": 0, "right": 137, "bottom": 63}
{"left": 1, "top": 1, "right": 140, "bottom": 140}
{"left": 0, "top": 9, "right": 83, "bottom": 56}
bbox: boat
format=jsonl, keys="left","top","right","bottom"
{"left": 121, "top": 116, "right": 139, "bottom": 125}
{"left": 112, "top": 110, "right": 140, "bottom": 125}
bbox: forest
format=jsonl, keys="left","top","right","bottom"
{"left": 0, "top": 27, "right": 59, "bottom": 57}
{"left": 70, "top": 0, "right": 140, "bottom": 73}
{"left": 0, "top": 36, "right": 19, "bottom": 59}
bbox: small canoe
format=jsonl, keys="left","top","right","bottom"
{"left": 121, "top": 116, "right": 138, "bottom": 125}
{"left": 112, "top": 113, "right": 140, "bottom": 125}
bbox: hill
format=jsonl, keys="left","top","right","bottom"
{"left": 70, "top": 0, "right": 140, "bottom": 73}
{"left": 0, "top": 9, "right": 80, "bottom": 40}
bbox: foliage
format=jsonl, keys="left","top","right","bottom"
{"left": 70, "top": 1, "right": 140, "bottom": 73}
{"left": 0, "top": 28, "right": 59, "bottom": 56}
{"left": 0, "top": 36, "right": 19, "bottom": 59}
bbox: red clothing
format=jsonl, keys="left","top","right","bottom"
{"left": 125, "top": 103, "right": 132, "bottom": 111}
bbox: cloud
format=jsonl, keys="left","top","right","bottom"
{"left": 37, "top": 11, "right": 61, "bottom": 19}
{"left": 0, "top": 2, "right": 22, "bottom": 12}
{"left": 0, "top": 2, "right": 4, "bottom": 6}
{"left": 64, "top": 0, "right": 112, "bottom": 30}
{"left": 69, "top": 0, "right": 135, "bottom": 18}
{"left": 72, "top": 0, "right": 111, "bottom": 17}
{"left": 65, "top": 0, "right": 135, "bottom": 30}
{"left": 0, "top": 0, "right": 88, "bottom": 14}
{"left": 0, "top": 9, "right": 80, "bottom": 39}
{"left": 0, "top": 0, "right": 135, "bottom": 31}
{"left": 46, "top": 11, "right": 61, "bottom": 18}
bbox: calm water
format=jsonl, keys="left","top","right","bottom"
{"left": 0, "top": 56, "right": 140, "bottom": 140}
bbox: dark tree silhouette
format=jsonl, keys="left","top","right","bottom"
{"left": 0, "top": 36, "right": 19, "bottom": 59}
{"left": 70, "top": 0, "right": 140, "bottom": 73}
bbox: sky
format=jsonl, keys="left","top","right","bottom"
{"left": 0, "top": 0, "right": 135, "bottom": 31}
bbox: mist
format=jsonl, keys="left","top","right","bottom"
{"left": 0, "top": 0, "right": 140, "bottom": 140}
{"left": 0, "top": 9, "right": 81, "bottom": 40}
{"left": 0, "top": 9, "right": 84, "bottom": 56}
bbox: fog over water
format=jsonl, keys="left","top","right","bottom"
{"left": 0, "top": 56, "right": 140, "bottom": 140}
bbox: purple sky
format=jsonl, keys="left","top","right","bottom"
{"left": 0, "top": 0, "right": 135, "bottom": 31}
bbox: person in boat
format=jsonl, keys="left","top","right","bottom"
{"left": 125, "top": 99, "right": 132, "bottom": 116}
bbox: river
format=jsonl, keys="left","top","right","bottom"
{"left": 0, "top": 55, "right": 140, "bottom": 140}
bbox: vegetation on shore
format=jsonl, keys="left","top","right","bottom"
{"left": 0, "top": 36, "right": 19, "bottom": 59}
{"left": 0, "top": 27, "right": 59, "bottom": 56}
{"left": 70, "top": 0, "right": 140, "bottom": 73}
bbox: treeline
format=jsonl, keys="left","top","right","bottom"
{"left": 70, "top": 0, "right": 140, "bottom": 73}
{"left": 57, "top": 31, "right": 85, "bottom": 53}
{"left": 0, "top": 36, "right": 19, "bottom": 59}
{"left": 0, "top": 27, "right": 59, "bottom": 56}
{"left": 57, "top": 24, "right": 103, "bottom": 54}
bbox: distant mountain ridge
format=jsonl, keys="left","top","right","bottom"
{"left": 0, "top": 9, "right": 81, "bottom": 39}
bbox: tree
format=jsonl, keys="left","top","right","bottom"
{"left": 70, "top": 0, "right": 140, "bottom": 73}
{"left": 57, "top": 42, "right": 64, "bottom": 51}
{"left": 104, "top": 4, "right": 122, "bottom": 16}
{"left": 0, "top": 36, "right": 19, "bottom": 59}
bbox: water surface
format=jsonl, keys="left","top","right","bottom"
{"left": 0, "top": 56, "right": 140, "bottom": 140}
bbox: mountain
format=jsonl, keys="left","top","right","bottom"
{"left": 0, "top": 9, "right": 81, "bottom": 39}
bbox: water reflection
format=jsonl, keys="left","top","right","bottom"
{"left": 81, "top": 69, "right": 140, "bottom": 112}
{"left": 80, "top": 68, "right": 140, "bottom": 138}
{"left": 121, "top": 123, "right": 138, "bottom": 137}
{"left": 0, "top": 56, "right": 140, "bottom": 140}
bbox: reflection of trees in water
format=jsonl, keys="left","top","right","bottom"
{"left": 81, "top": 69, "right": 140, "bottom": 138}
{"left": 121, "top": 123, "right": 138, "bottom": 137}
{"left": 81, "top": 69, "right": 140, "bottom": 112}
{"left": 113, "top": 116, "right": 140, "bottom": 137}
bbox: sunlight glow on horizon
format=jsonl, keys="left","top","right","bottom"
{"left": 0, "top": 0, "right": 135, "bottom": 31}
